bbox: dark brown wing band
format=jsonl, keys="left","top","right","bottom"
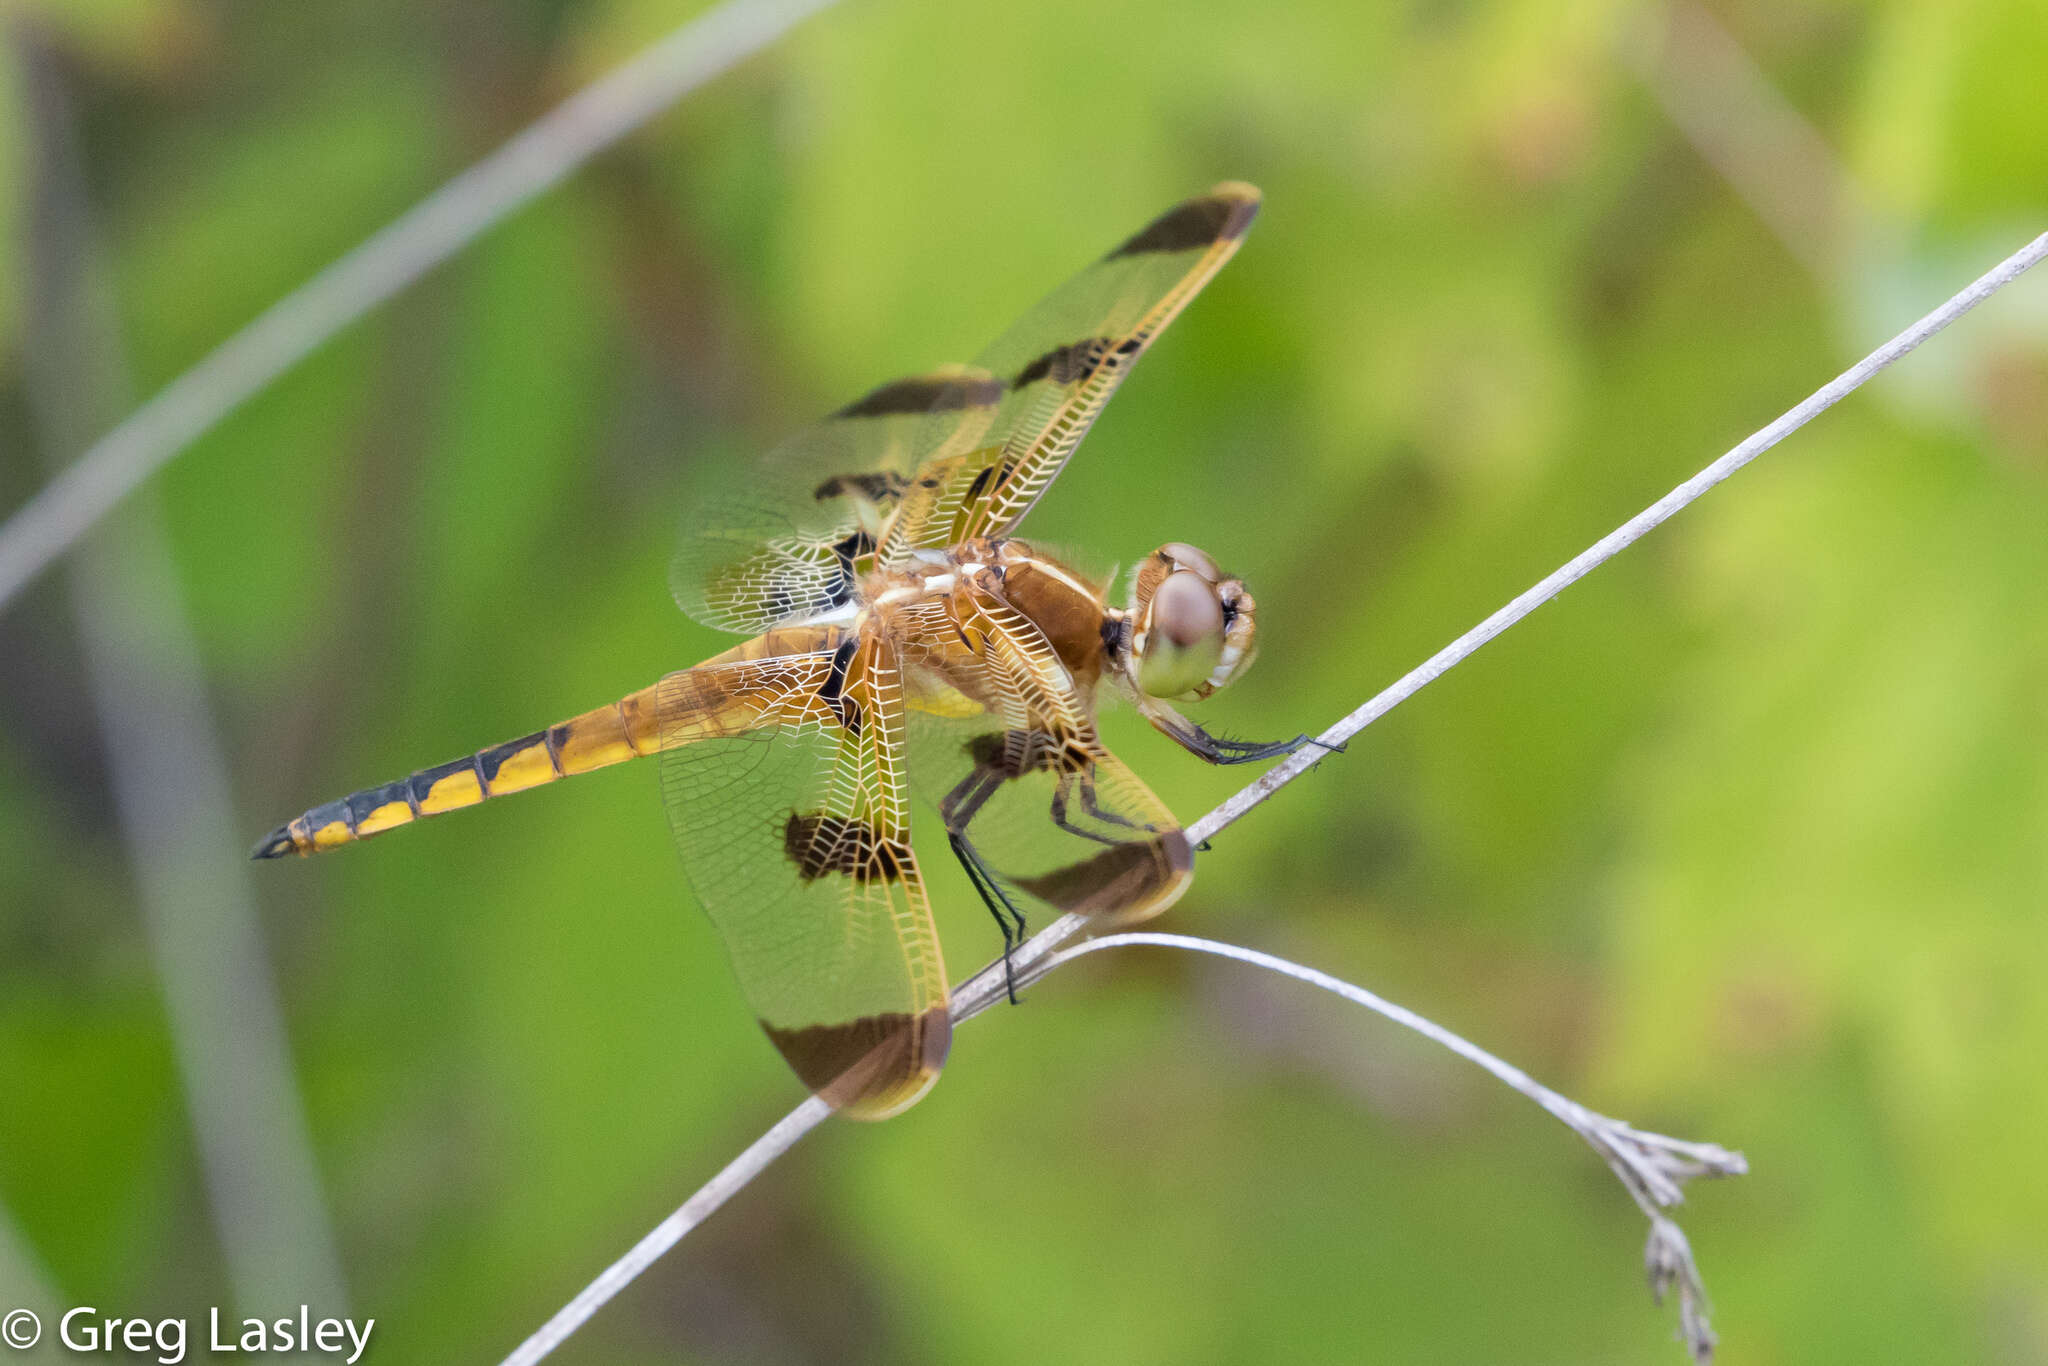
{"left": 764, "top": 1008, "right": 953, "bottom": 1118}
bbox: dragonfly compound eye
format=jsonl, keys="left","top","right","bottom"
{"left": 1157, "top": 541, "right": 1221, "bottom": 581}
{"left": 1138, "top": 570, "right": 1226, "bottom": 698}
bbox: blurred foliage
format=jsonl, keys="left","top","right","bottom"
{"left": 3, "top": 0, "right": 2047, "bottom": 1361}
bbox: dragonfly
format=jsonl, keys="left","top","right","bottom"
{"left": 255, "top": 182, "right": 1306, "bottom": 1119}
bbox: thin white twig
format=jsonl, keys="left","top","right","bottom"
{"left": 1039, "top": 932, "right": 1745, "bottom": 1361}
{"left": 13, "top": 32, "right": 349, "bottom": 1315}
{"left": 503, "top": 230, "right": 2048, "bottom": 1362}
{"left": 0, "top": 0, "right": 838, "bottom": 614}
{"left": 1184, "top": 224, "right": 2048, "bottom": 850}
{"left": 497, "top": 1098, "right": 832, "bottom": 1366}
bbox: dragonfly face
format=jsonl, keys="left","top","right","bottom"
{"left": 256, "top": 183, "right": 1308, "bottom": 1118}
{"left": 1126, "top": 541, "right": 1261, "bottom": 702}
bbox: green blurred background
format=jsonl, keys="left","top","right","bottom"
{"left": 2, "top": 0, "right": 2046, "bottom": 1361}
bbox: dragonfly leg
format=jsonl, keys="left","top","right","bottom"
{"left": 938, "top": 762, "right": 1002, "bottom": 830}
{"left": 1045, "top": 772, "right": 1136, "bottom": 848}
{"left": 1206, "top": 733, "right": 1317, "bottom": 763}
{"left": 1181, "top": 722, "right": 1313, "bottom": 765}
{"left": 948, "top": 829, "right": 1026, "bottom": 1004}
{"left": 1135, "top": 696, "right": 1321, "bottom": 766}
{"left": 1076, "top": 766, "right": 1150, "bottom": 832}
{"left": 1043, "top": 765, "right": 1157, "bottom": 846}
{"left": 942, "top": 761, "right": 1030, "bottom": 1002}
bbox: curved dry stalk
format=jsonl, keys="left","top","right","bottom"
{"left": 498, "top": 225, "right": 2048, "bottom": 1366}
{"left": 1041, "top": 933, "right": 1744, "bottom": 1362}
{"left": 0, "top": 0, "right": 839, "bottom": 614}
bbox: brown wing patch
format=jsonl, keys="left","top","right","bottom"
{"left": 967, "top": 728, "right": 1091, "bottom": 777}
{"left": 1014, "top": 830, "right": 1194, "bottom": 918}
{"left": 812, "top": 471, "right": 908, "bottom": 503}
{"left": 835, "top": 372, "right": 1004, "bottom": 419}
{"left": 782, "top": 813, "right": 913, "bottom": 883}
{"left": 764, "top": 1008, "right": 952, "bottom": 1112}
{"left": 1105, "top": 183, "right": 1261, "bottom": 259}
{"left": 1010, "top": 336, "right": 1119, "bottom": 388}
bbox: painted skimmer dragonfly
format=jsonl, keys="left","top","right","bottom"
{"left": 255, "top": 182, "right": 1305, "bottom": 1118}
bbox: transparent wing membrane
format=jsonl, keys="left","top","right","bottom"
{"left": 881, "top": 183, "right": 1261, "bottom": 559}
{"left": 658, "top": 631, "right": 949, "bottom": 1118}
{"left": 674, "top": 187, "right": 1262, "bottom": 604}
{"left": 671, "top": 368, "right": 1002, "bottom": 634}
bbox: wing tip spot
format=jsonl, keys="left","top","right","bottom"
{"left": 764, "top": 1006, "right": 951, "bottom": 1118}
{"left": 1104, "top": 183, "right": 1262, "bottom": 260}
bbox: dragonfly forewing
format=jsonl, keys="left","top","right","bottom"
{"left": 879, "top": 183, "right": 1262, "bottom": 561}
{"left": 671, "top": 368, "right": 1003, "bottom": 636}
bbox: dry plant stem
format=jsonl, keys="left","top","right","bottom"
{"left": 498, "top": 1098, "right": 832, "bottom": 1366}
{"left": 0, "top": 0, "right": 839, "bottom": 614}
{"left": 1184, "top": 224, "right": 2048, "bottom": 851}
{"left": 1039, "top": 935, "right": 1747, "bottom": 1200}
{"left": 506, "top": 228, "right": 2048, "bottom": 1365}
{"left": 1039, "top": 934, "right": 1744, "bottom": 1361}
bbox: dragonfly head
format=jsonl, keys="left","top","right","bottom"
{"left": 1128, "top": 542, "right": 1260, "bottom": 701}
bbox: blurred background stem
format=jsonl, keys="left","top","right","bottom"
{"left": 11, "top": 30, "right": 347, "bottom": 1318}
{"left": 0, "top": 0, "right": 837, "bottom": 614}
{"left": 0, "top": 1203, "right": 59, "bottom": 1327}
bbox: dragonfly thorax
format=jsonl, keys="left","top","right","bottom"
{"left": 854, "top": 538, "right": 1121, "bottom": 698}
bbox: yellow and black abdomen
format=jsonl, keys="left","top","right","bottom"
{"left": 252, "top": 685, "right": 663, "bottom": 859}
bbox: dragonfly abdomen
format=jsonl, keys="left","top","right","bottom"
{"left": 251, "top": 685, "right": 663, "bottom": 859}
